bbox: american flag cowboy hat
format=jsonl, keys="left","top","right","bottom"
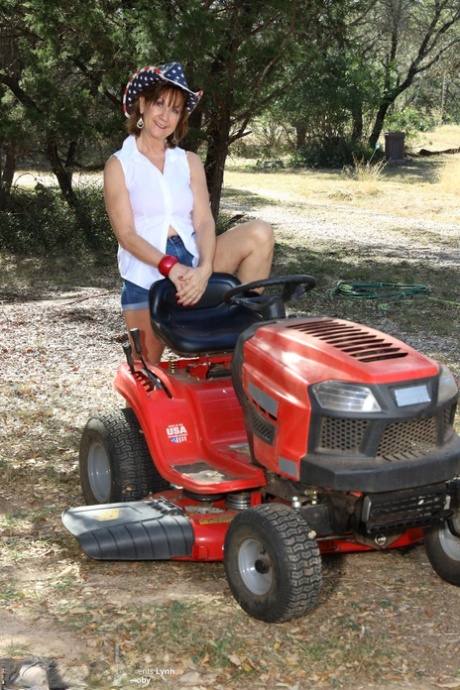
{"left": 123, "top": 63, "right": 203, "bottom": 117}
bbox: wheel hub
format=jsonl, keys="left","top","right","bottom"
{"left": 238, "top": 538, "right": 273, "bottom": 595}
{"left": 255, "top": 559, "right": 270, "bottom": 574}
{"left": 87, "top": 441, "right": 112, "bottom": 503}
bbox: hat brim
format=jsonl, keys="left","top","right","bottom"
{"left": 123, "top": 65, "right": 202, "bottom": 117}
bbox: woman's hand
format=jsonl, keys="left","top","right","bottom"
{"left": 169, "top": 263, "right": 212, "bottom": 306}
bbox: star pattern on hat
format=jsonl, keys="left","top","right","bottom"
{"left": 123, "top": 63, "right": 203, "bottom": 117}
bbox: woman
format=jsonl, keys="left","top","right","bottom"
{"left": 104, "top": 63, "right": 274, "bottom": 362}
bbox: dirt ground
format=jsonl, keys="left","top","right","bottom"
{"left": 1, "top": 160, "right": 460, "bottom": 689}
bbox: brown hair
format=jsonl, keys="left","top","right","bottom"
{"left": 126, "top": 82, "right": 189, "bottom": 147}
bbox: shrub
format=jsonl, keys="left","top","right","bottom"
{"left": 0, "top": 184, "right": 116, "bottom": 259}
{"left": 384, "top": 107, "right": 436, "bottom": 138}
{"left": 290, "top": 137, "right": 369, "bottom": 169}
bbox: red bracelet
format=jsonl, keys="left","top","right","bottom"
{"left": 158, "top": 255, "right": 179, "bottom": 277}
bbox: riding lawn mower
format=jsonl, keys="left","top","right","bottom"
{"left": 62, "top": 274, "right": 460, "bottom": 622}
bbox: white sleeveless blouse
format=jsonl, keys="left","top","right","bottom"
{"left": 114, "top": 135, "right": 199, "bottom": 289}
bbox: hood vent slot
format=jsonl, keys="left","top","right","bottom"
{"left": 287, "top": 319, "right": 409, "bottom": 363}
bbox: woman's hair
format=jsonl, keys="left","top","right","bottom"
{"left": 126, "top": 82, "right": 189, "bottom": 146}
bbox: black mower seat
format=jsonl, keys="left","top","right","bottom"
{"left": 149, "top": 272, "right": 260, "bottom": 356}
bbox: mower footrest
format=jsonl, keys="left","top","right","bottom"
{"left": 62, "top": 497, "right": 194, "bottom": 560}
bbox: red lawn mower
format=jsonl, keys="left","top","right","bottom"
{"left": 62, "top": 273, "right": 460, "bottom": 622}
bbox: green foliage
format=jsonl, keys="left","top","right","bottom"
{"left": 291, "top": 137, "right": 369, "bottom": 169}
{"left": 2, "top": 0, "right": 381, "bottom": 216}
{"left": 2, "top": 0, "right": 460, "bottom": 214}
{"left": 0, "top": 0, "right": 137, "bottom": 200}
{"left": 384, "top": 107, "right": 437, "bottom": 138}
{"left": 269, "top": 36, "right": 382, "bottom": 167}
{"left": 0, "top": 184, "right": 115, "bottom": 258}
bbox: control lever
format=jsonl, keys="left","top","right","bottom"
{"left": 122, "top": 342, "right": 135, "bottom": 374}
{"left": 127, "top": 328, "right": 170, "bottom": 397}
{"left": 130, "top": 328, "right": 149, "bottom": 370}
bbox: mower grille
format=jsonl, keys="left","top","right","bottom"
{"left": 376, "top": 416, "right": 437, "bottom": 460}
{"left": 288, "top": 319, "right": 409, "bottom": 362}
{"left": 249, "top": 406, "right": 276, "bottom": 445}
{"left": 319, "top": 417, "right": 369, "bottom": 453}
{"left": 316, "top": 405, "right": 456, "bottom": 461}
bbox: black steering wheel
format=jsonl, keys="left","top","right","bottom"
{"left": 223, "top": 274, "right": 317, "bottom": 320}
{"left": 224, "top": 274, "right": 316, "bottom": 302}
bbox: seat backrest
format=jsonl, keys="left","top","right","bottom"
{"left": 149, "top": 273, "right": 261, "bottom": 356}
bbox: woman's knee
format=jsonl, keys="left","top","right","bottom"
{"left": 245, "top": 219, "right": 274, "bottom": 251}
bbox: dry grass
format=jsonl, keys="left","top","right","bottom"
{"left": 437, "top": 156, "right": 460, "bottom": 196}
{"left": 411, "top": 123, "right": 460, "bottom": 151}
{"left": 224, "top": 129, "right": 460, "bottom": 223}
{"left": 2, "top": 295, "right": 460, "bottom": 690}
{"left": 223, "top": 160, "right": 460, "bottom": 223}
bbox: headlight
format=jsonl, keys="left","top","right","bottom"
{"left": 312, "top": 380, "right": 381, "bottom": 413}
{"left": 438, "top": 366, "right": 458, "bottom": 404}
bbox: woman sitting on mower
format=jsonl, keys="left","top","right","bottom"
{"left": 104, "top": 62, "right": 274, "bottom": 363}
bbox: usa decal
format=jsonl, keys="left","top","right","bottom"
{"left": 166, "top": 423, "right": 188, "bottom": 444}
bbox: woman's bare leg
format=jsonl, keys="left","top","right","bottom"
{"left": 214, "top": 219, "right": 274, "bottom": 287}
{"left": 123, "top": 308, "right": 164, "bottom": 364}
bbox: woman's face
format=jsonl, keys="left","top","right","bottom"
{"left": 140, "top": 88, "right": 186, "bottom": 140}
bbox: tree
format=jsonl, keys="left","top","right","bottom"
{"left": 135, "top": 0, "right": 378, "bottom": 216}
{"left": 0, "top": 2, "right": 26, "bottom": 207}
{"left": 272, "top": 47, "right": 379, "bottom": 165}
{"left": 0, "top": 0, "right": 137, "bottom": 203}
{"left": 0, "top": 0, "right": 378, "bottom": 216}
{"left": 361, "top": 0, "right": 460, "bottom": 146}
{"left": 266, "top": 0, "right": 460, "bottom": 165}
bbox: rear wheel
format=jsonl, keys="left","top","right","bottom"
{"left": 224, "top": 504, "right": 322, "bottom": 622}
{"left": 424, "top": 502, "right": 460, "bottom": 586}
{"left": 79, "top": 408, "right": 169, "bottom": 504}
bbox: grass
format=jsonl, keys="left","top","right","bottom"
{"left": 42, "top": 595, "right": 406, "bottom": 688}
{"left": 411, "top": 123, "right": 460, "bottom": 151}
{"left": 224, "top": 155, "right": 459, "bottom": 217}
{"left": 436, "top": 156, "right": 460, "bottom": 196}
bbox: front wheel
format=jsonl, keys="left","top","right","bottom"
{"left": 424, "top": 507, "right": 460, "bottom": 586}
{"left": 224, "top": 504, "right": 322, "bottom": 623}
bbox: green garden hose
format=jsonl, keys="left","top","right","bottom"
{"left": 330, "top": 282, "right": 431, "bottom": 300}
{"left": 329, "top": 281, "right": 460, "bottom": 307}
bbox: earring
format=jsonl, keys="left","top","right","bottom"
{"left": 136, "top": 116, "right": 144, "bottom": 130}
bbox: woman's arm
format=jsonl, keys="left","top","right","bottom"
{"left": 189, "top": 151, "right": 216, "bottom": 273}
{"left": 104, "top": 155, "right": 166, "bottom": 269}
{"left": 171, "top": 152, "right": 216, "bottom": 305}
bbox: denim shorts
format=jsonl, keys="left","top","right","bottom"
{"left": 121, "top": 235, "right": 195, "bottom": 312}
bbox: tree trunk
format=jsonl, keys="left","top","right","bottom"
{"left": 0, "top": 142, "right": 18, "bottom": 210}
{"left": 0, "top": 183, "right": 7, "bottom": 211}
{"left": 204, "top": 117, "right": 231, "bottom": 221}
{"left": 295, "top": 120, "right": 308, "bottom": 150}
{"left": 351, "top": 105, "right": 363, "bottom": 143}
{"left": 45, "top": 139, "right": 77, "bottom": 206}
{"left": 368, "top": 101, "right": 392, "bottom": 148}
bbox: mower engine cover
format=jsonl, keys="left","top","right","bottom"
{"left": 232, "top": 315, "right": 460, "bottom": 494}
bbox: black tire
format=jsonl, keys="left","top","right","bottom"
{"left": 223, "top": 504, "right": 322, "bottom": 623}
{"left": 79, "top": 408, "right": 169, "bottom": 505}
{"left": 424, "top": 508, "right": 460, "bottom": 586}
